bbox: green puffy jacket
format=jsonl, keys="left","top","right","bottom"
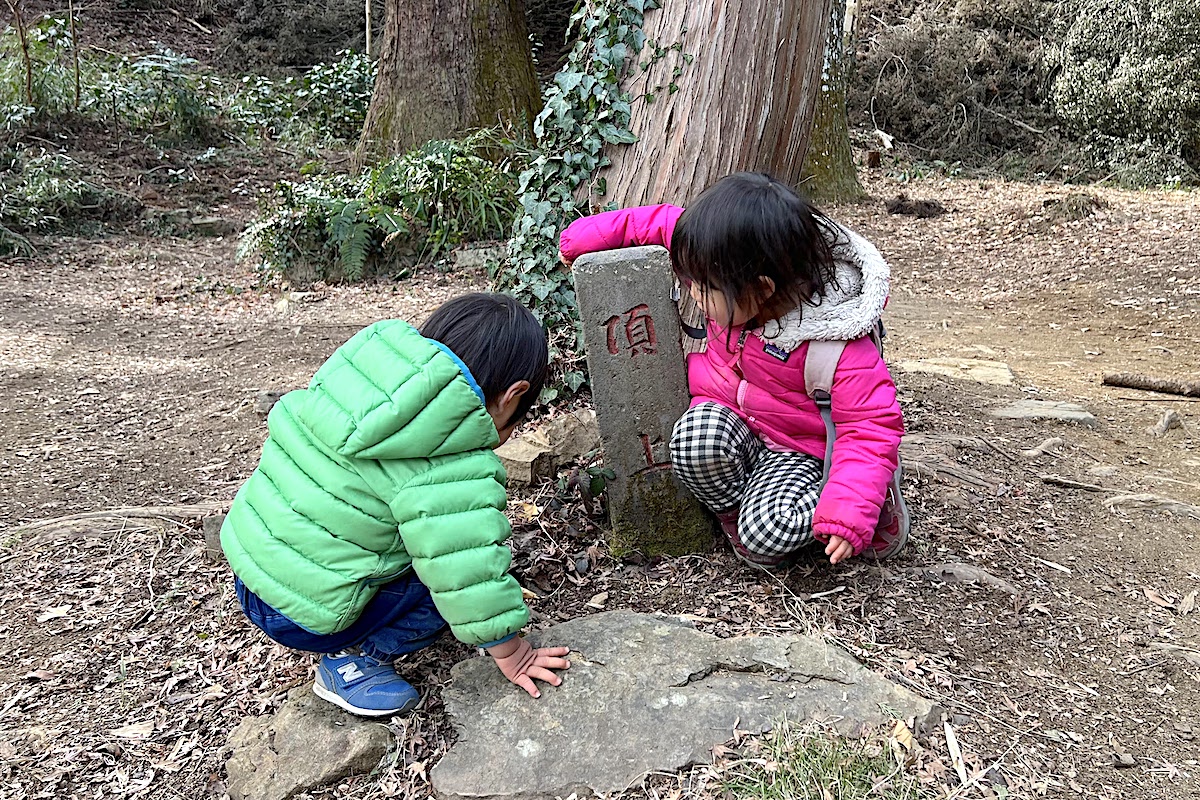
{"left": 220, "top": 319, "right": 529, "bottom": 646}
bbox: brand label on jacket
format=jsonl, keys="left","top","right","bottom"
{"left": 762, "top": 343, "right": 792, "bottom": 362}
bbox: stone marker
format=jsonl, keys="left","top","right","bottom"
{"left": 432, "top": 611, "right": 938, "bottom": 800}
{"left": 897, "top": 357, "right": 1014, "bottom": 386}
{"left": 990, "top": 399, "right": 1097, "bottom": 427}
{"left": 225, "top": 687, "right": 391, "bottom": 800}
{"left": 572, "top": 246, "right": 712, "bottom": 555}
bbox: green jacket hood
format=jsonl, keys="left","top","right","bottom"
{"left": 297, "top": 320, "right": 500, "bottom": 459}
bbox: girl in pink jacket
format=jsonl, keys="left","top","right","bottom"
{"left": 560, "top": 172, "right": 906, "bottom": 569}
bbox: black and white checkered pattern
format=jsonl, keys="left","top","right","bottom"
{"left": 671, "top": 402, "right": 823, "bottom": 559}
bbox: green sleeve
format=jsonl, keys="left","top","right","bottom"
{"left": 383, "top": 450, "right": 530, "bottom": 646}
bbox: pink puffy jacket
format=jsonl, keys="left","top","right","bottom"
{"left": 561, "top": 204, "right": 903, "bottom": 554}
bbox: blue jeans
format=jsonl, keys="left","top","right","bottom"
{"left": 235, "top": 570, "right": 448, "bottom": 663}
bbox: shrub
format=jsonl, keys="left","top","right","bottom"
{"left": 240, "top": 130, "right": 520, "bottom": 283}
{"left": 0, "top": 151, "right": 135, "bottom": 254}
{"left": 226, "top": 50, "right": 376, "bottom": 143}
{"left": 850, "top": 0, "right": 1057, "bottom": 164}
{"left": 1049, "top": 0, "right": 1200, "bottom": 185}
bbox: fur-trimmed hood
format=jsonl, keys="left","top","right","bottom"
{"left": 758, "top": 225, "right": 890, "bottom": 350}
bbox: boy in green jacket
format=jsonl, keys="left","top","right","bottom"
{"left": 221, "top": 293, "right": 570, "bottom": 716}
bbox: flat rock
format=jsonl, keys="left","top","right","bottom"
{"left": 897, "top": 358, "right": 1014, "bottom": 386}
{"left": 225, "top": 687, "right": 392, "bottom": 800}
{"left": 432, "top": 611, "right": 937, "bottom": 800}
{"left": 990, "top": 399, "right": 1097, "bottom": 427}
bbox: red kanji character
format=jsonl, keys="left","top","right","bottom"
{"left": 604, "top": 304, "right": 657, "bottom": 357}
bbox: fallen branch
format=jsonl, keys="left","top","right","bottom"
{"left": 1103, "top": 493, "right": 1200, "bottom": 519}
{"left": 12, "top": 502, "right": 229, "bottom": 543}
{"left": 1103, "top": 372, "right": 1200, "bottom": 398}
{"left": 1040, "top": 475, "right": 1115, "bottom": 493}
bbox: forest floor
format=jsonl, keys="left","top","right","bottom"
{"left": 1, "top": 164, "right": 1198, "bottom": 800}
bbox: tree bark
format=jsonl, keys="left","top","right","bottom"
{"left": 357, "top": 0, "right": 540, "bottom": 163}
{"left": 598, "top": 0, "right": 834, "bottom": 206}
{"left": 800, "top": 0, "right": 863, "bottom": 202}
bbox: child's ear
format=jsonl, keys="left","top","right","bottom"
{"left": 759, "top": 276, "right": 777, "bottom": 299}
{"left": 501, "top": 380, "right": 531, "bottom": 408}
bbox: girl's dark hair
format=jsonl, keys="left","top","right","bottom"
{"left": 672, "top": 172, "right": 841, "bottom": 329}
{"left": 420, "top": 293, "right": 548, "bottom": 427}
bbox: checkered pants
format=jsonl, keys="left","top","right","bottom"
{"left": 671, "top": 402, "right": 823, "bottom": 559}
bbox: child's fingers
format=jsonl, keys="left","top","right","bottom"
{"left": 534, "top": 655, "right": 571, "bottom": 671}
{"left": 535, "top": 646, "right": 571, "bottom": 658}
{"left": 516, "top": 674, "right": 541, "bottom": 698}
{"left": 525, "top": 665, "right": 563, "bottom": 687}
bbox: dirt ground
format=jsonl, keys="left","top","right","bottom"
{"left": 1, "top": 170, "right": 1198, "bottom": 800}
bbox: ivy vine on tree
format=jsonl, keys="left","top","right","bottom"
{"left": 493, "top": 0, "right": 678, "bottom": 402}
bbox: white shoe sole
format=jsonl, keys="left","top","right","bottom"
{"left": 312, "top": 677, "right": 416, "bottom": 717}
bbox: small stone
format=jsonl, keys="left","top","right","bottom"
{"left": 225, "top": 687, "right": 391, "bottom": 800}
{"left": 990, "top": 399, "right": 1097, "bottom": 427}
{"left": 1087, "top": 465, "right": 1119, "bottom": 477}
{"left": 1112, "top": 752, "right": 1137, "bottom": 769}
{"left": 431, "top": 612, "right": 938, "bottom": 800}
{"left": 202, "top": 515, "right": 226, "bottom": 563}
{"left": 543, "top": 409, "right": 601, "bottom": 462}
{"left": 574, "top": 557, "right": 590, "bottom": 576}
{"left": 254, "top": 390, "right": 285, "bottom": 416}
{"left": 190, "top": 216, "right": 241, "bottom": 237}
{"left": 897, "top": 358, "right": 1014, "bottom": 386}
{"left": 1021, "top": 437, "right": 1064, "bottom": 459}
{"left": 495, "top": 437, "right": 554, "bottom": 486}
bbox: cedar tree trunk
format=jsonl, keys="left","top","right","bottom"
{"left": 800, "top": 0, "right": 863, "bottom": 202}
{"left": 599, "top": 0, "right": 834, "bottom": 205}
{"left": 357, "top": 0, "right": 540, "bottom": 162}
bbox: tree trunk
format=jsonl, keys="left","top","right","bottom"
{"left": 599, "top": 0, "right": 834, "bottom": 206}
{"left": 357, "top": 0, "right": 540, "bottom": 162}
{"left": 800, "top": 0, "right": 863, "bottom": 202}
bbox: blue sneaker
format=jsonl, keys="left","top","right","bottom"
{"left": 313, "top": 650, "right": 420, "bottom": 717}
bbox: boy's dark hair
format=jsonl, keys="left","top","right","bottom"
{"left": 671, "top": 172, "right": 842, "bottom": 329}
{"left": 420, "top": 293, "right": 548, "bottom": 427}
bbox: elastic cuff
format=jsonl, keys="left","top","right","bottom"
{"left": 812, "top": 522, "right": 869, "bottom": 555}
{"left": 480, "top": 632, "right": 518, "bottom": 649}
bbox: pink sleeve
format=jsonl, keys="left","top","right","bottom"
{"left": 810, "top": 338, "right": 904, "bottom": 554}
{"left": 559, "top": 204, "right": 684, "bottom": 263}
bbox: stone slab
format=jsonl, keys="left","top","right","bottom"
{"left": 432, "top": 611, "right": 938, "bottom": 800}
{"left": 225, "top": 687, "right": 392, "bottom": 800}
{"left": 990, "top": 399, "right": 1097, "bottom": 427}
{"left": 572, "top": 247, "right": 712, "bottom": 555}
{"left": 897, "top": 358, "right": 1014, "bottom": 386}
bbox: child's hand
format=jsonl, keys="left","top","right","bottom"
{"left": 559, "top": 251, "right": 573, "bottom": 268}
{"left": 825, "top": 535, "right": 853, "bottom": 565}
{"left": 487, "top": 636, "right": 571, "bottom": 698}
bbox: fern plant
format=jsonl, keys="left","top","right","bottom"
{"left": 240, "top": 130, "right": 518, "bottom": 283}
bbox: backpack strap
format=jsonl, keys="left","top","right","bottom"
{"left": 804, "top": 340, "right": 848, "bottom": 489}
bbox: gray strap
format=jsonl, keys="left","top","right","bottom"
{"left": 804, "top": 340, "right": 848, "bottom": 489}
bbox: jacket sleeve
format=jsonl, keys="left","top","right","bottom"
{"left": 384, "top": 451, "right": 530, "bottom": 646}
{"left": 559, "top": 204, "right": 684, "bottom": 263}
{"left": 810, "top": 338, "right": 904, "bottom": 554}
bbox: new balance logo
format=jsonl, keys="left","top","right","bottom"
{"left": 337, "top": 663, "right": 365, "bottom": 682}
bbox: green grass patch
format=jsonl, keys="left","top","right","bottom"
{"left": 719, "top": 721, "right": 927, "bottom": 800}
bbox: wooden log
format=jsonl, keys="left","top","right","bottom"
{"left": 1102, "top": 372, "right": 1200, "bottom": 398}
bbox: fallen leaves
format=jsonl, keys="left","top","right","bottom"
{"left": 35, "top": 605, "right": 70, "bottom": 623}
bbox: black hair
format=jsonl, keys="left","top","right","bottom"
{"left": 671, "top": 172, "right": 842, "bottom": 330}
{"left": 420, "top": 293, "right": 548, "bottom": 427}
